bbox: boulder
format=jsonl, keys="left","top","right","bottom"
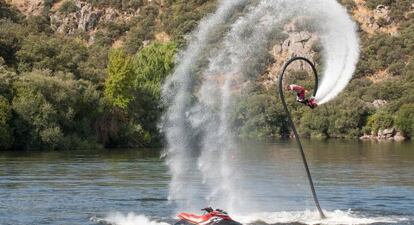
{"left": 377, "top": 129, "right": 383, "bottom": 138}
{"left": 394, "top": 132, "right": 406, "bottom": 142}
{"left": 372, "top": 99, "right": 387, "bottom": 108}
{"left": 382, "top": 127, "right": 395, "bottom": 138}
{"left": 360, "top": 134, "right": 372, "bottom": 140}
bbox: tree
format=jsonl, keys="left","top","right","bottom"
{"left": 104, "top": 48, "right": 135, "bottom": 109}
{"left": 133, "top": 42, "right": 177, "bottom": 99}
{"left": 12, "top": 70, "right": 102, "bottom": 150}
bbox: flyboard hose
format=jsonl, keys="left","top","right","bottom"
{"left": 278, "top": 56, "right": 326, "bottom": 219}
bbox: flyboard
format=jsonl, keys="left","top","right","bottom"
{"left": 278, "top": 56, "right": 325, "bottom": 218}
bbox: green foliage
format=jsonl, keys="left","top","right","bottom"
{"left": 231, "top": 90, "right": 289, "bottom": 140}
{"left": 43, "top": 0, "right": 57, "bottom": 15}
{"left": 133, "top": 42, "right": 177, "bottom": 98}
{"left": 339, "top": 0, "right": 357, "bottom": 11}
{"left": 161, "top": 0, "right": 217, "bottom": 45}
{"left": 128, "top": 42, "right": 177, "bottom": 146}
{"left": 86, "top": 0, "right": 143, "bottom": 10}
{"left": 104, "top": 48, "right": 135, "bottom": 109}
{"left": 364, "top": 111, "right": 394, "bottom": 135}
{"left": 365, "top": 0, "right": 392, "bottom": 9}
{"left": 0, "top": 0, "right": 23, "bottom": 22}
{"left": 0, "top": 96, "right": 13, "bottom": 149}
{"left": 395, "top": 104, "right": 414, "bottom": 137}
{"left": 59, "top": 0, "right": 79, "bottom": 14}
{"left": 124, "top": 5, "right": 159, "bottom": 54}
{"left": 12, "top": 70, "right": 102, "bottom": 150}
{"left": 1, "top": 0, "right": 414, "bottom": 150}
{"left": 365, "top": 0, "right": 412, "bottom": 22}
{"left": 0, "top": 19, "right": 28, "bottom": 66}
{"left": 0, "top": 66, "right": 17, "bottom": 100}
{"left": 99, "top": 20, "right": 129, "bottom": 43}
{"left": 25, "top": 16, "right": 53, "bottom": 34}
{"left": 77, "top": 44, "right": 109, "bottom": 83}
{"left": 16, "top": 35, "right": 88, "bottom": 76}
{"left": 300, "top": 97, "right": 372, "bottom": 138}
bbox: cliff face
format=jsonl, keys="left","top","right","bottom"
{"left": 263, "top": 23, "right": 319, "bottom": 88}
{"left": 5, "top": 0, "right": 169, "bottom": 46}
{"left": 5, "top": 0, "right": 402, "bottom": 58}
{"left": 49, "top": 1, "right": 138, "bottom": 37}
{"left": 6, "top": 0, "right": 44, "bottom": 16}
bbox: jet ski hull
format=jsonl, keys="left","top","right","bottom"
{"left": 175, "top": 219, "right": 242, "bottom": 225}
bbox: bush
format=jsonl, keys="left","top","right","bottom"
{"left": 395, "top": 104, "right": 414, "bottom": 137}
{"left": 0, "top": 0, "right": 23, "bottom": 22}
{"left": 364, "top": 111, "right": 394, "bottom": 135}
{"left": 231, "top": 91, "right": 288, "bottom": 140}
{"left": 59, "top": 0, "right": 79, "bottom": 14}
{"left": 0, "top": 96, "right": 13, "bottom": 149}
{"left": 87, "top": 0, "right": 143, "bottom": 9}
{"left": 339, "top": 0, "right": 357, "bottom": 11}
{"left": 12, "top": 70, "right": 101, "bottom": 150}
{"left": 16, "top": 34, "right": 88, "bottom": 76}
{"left": 388, "top": 62, "right": 405, "bottom": 76}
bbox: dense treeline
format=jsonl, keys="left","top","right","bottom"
{"left": 0, "top": 0, "right": 413, "bottom": 150}
{"left": 0, "top": 0, "right": 182, "bottom": 150}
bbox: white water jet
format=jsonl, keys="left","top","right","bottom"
{"left": 92, "top": 210, "right": 408, "bottom": 225}
{"left": 161, "top": 0, "right": 249, "bottom": 211}
{"left": 234, "top": 210, "right": 408, "bottom": 225}
{"left": 162, "top": 0, "right": 359, "bottom": 213}
{"left": 95, "top": 213, "right": 169, "bottom": 225}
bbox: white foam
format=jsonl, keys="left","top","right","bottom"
{"left": 96, "top": 213, "right": 170, "bottom": 225}
{"left": 92, "top": 210, "right": 408, "bottom": 225}
{"left": 234, "top": 209, "right": 408, "bottom": 225}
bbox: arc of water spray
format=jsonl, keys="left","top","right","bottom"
{"left": 278, "top": 56, "right": 325, "bottom": 219}
{"left": 163, "top": 0, "right": 359, "bottom": 214}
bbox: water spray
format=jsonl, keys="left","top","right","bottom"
{"left": 278, "top": 56, "right": 325, "bottom": 219}
{"left": 163, "top": 0, "right": 359, "bottom": 215}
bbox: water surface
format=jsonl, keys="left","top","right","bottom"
{"left": 0, "top": 140, "right": 413, "bottom": 225}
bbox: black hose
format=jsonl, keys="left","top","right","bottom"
{"left": 277, "top": 56, "right": 325, "bottom": 219}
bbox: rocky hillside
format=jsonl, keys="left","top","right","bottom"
{"left": 0, "top": 0, "right": 413, "bottom": 150}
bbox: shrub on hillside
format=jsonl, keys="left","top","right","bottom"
{"left": 395, "top": 104, "right": 414, "bottom": 138}
{"left": 59, "top": 0, "right": 79, "bottom": 14}
{"left": 364, "top": 111, "right": 394, "bottom": 135}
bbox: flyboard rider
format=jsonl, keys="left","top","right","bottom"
{"left": 286, "top": 84, "right": 318, "bottom": 109}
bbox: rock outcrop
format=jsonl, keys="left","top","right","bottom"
{"left": 372, "top": 99, "right": 388, "bottom": 109}
{"left": 360, "top": 127, "right": 407, "bottom": 141}
{"left": 6, "top": 0, "right": 43, "bottom": 16}
{"left": 50, "top": 0, "right": 139, "bottom": 37}
{"left": 352, "top": 1, "right": 398, "bottom": 35}
{"left": 263, "top": 22, "right": 319, "bottom": 87}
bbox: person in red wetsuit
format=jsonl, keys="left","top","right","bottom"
{"left": 287, "top": 84, "right": 307, "bottom": 102}
{"left": 286, "top": 84, "right": 318, "bottom": 109}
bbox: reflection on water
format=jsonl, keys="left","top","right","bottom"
{"left": 0, "top": 141, "right": 413, "bottom": 225}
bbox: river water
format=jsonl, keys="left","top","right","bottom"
{"left": 0, "top": 140, "right": 413, "bottom": 225}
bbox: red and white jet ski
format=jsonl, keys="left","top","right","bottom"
{"left": 175, "top": 207, "right": 242, "bottom": 225}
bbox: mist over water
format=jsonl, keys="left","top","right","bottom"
{"left": 162, "top": 0, "right": 360, "bottom": 214}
